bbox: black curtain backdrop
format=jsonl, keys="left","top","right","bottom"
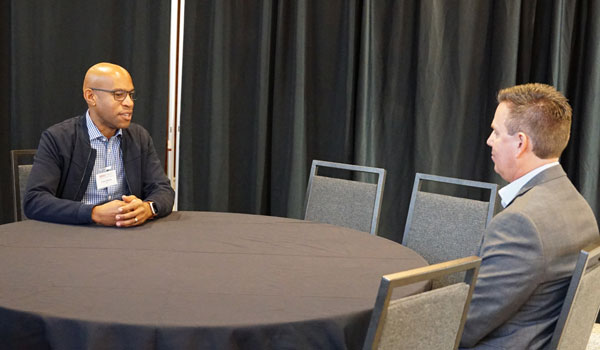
{"left": 0, "top": 1, "right": 171, "bottom": 224}
{"left": 178, "top": 0, "right": 600, "bottom": 243}
{"left": 1, "top": 1, "right": 10, "bottom": 224}
{"left": 2, "top": 0, "right": 599, "bottom": 244}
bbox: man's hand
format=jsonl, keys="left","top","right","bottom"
{"left": 91, "top": 200, "right": 128, "bottom": 226}
{"left": 114, "top": 195, "right": 153, "bottom": 227}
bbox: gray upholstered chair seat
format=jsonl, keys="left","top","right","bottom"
{"left": 549, "top": 240, "right": 600, "bottom": 350}
{"left": 378, "top": 283, "right": 469, "bottom": 350}
{"left": 402, "top": 173, "right": 496, "bottom": 286}
{"left": 11, "top": 149, "right": 36, "bottom": 221}
{"left": 305, "top": 175, "right": 377, "bottom": 233}
{"left": 588, "top": 323, "right": 600, "bottom": 350}
{"left": 304, "top": 160, "right": 386, "bottom": 235}
{"left": 404, "top": 191, "right": 489, "bottom": 264}
{"left": 363, "top": 256, "right": 481, "bottom": 350}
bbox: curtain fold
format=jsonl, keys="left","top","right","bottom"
{"left": 179, "top": 0, "right": 277, "bottom": 214}
{"left": 558, "top": 0, "right": 600, "bottom": 215}
{"left": 179, "top": 0, "right": 362, "bottom": 219}
{"left": 178, "top": 0, "right": 600, "bottom": 242}
{"left": 0, "top": 2, "right": 11, "bottom": 225}
{"left": 3, "top": 0, "right": 598, "bottom": 233}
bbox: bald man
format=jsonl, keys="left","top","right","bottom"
{"left": 24, "top": 63, "right": 174, "bottom": 226}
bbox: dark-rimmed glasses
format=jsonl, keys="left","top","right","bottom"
{"left": 90, "top": 88, "right": 137, "bottom": 101}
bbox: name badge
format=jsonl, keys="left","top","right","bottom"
{"left": 96, "top": 167, "right": 118, "bottom": 190}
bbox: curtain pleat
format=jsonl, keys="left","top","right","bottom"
{"left": 177, "top": 0, "right": 600, "bottom": 242}
{"left": 2, "top": 0, "right": 598, "bottom": 239}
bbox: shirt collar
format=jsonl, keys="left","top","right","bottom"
{"left": 498, "top": 162, "right": 560, "bottom": 208}
{"left": 85, "top": 110, "right": 122, "bottom": 141}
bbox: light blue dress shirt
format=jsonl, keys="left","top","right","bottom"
{"left": 81, "top": 111, "right": 128, "bottom": 205}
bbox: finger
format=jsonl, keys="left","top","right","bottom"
{"left": 116, "top": 216, "right": 141, "bottom": 227}
{"left": 122, "top": 195, "right": 141, "bottom": 203}
{"left": 122, "top": 194, "right": 135, "bottom": 201}
{"left": 117, "top": 200, "right": 143, "bottom": 213}
{"left": 117, "top": 204, "right": 132, "bottom": 214}
{"left": 116, "top": 205, "right": 147, "bottom": 221}
{"left": 116, "top": 211, "right": 136, "bottom": 221}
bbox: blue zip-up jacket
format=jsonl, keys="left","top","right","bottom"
{"left": 24, "top": 115, "right": 175, "bottom": 224}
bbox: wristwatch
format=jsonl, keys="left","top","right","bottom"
{"left": 147, "top": 201, "right": 158, "bottom": 217}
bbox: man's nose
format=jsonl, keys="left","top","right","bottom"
{"left": 122, "top": 94, "right": 134, "bottom": 106}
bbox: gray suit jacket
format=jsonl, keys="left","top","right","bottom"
{"left": 460, "top": 165, "right": 599, "bottom": 350}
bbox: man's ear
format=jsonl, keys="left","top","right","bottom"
{"left": 83, "top": 88, "right": 96, "bottom": 106}
{"left": 516, "top": 132, "right": 530, "bottom": 158}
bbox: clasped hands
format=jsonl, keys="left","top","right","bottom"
{"left": 91, "top": 195, "right": 153, "bottom": 227}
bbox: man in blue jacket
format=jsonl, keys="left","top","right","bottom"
{"left": 24, "top": 62, "right": 174, "bottom": 227}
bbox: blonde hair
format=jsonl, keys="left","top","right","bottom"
{"left": 497, "top": 83, "right": 572, "bottom": 158}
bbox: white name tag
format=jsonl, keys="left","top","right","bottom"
{"left": 96, "top": 167, "right": 118, "bottom": 190}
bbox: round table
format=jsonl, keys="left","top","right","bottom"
{"left": 0, "top": 211, "right": 428, "bottom": 349}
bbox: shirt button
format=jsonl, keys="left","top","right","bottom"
{"left": 108, "top": 195, "right": 112, "bottom": 200}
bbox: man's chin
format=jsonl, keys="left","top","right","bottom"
{"left": 118, "top": 121, "right": 132, "bottom": 129}
{"left": 496, "top": 170, "right": 512, "bottom": 183}
{"left": 493, "top": 165, "right": 506, "bottom": 181}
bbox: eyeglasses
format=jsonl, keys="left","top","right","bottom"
{"left": 90, "top": 88, "right": 137, "bottom": 101}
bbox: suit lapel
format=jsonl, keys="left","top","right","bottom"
{"left": 511, "top": 165, "right": 567, "bottom": 203}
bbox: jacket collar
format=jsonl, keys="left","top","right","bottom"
{"left": 512, "top": 164, "right": 567, "bottom": 202}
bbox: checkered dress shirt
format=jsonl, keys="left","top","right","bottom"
{"left": 81, "top": 112, "right": 128, "bottom": 205}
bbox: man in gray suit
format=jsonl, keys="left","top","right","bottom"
{"left": 460, "top": 83, "right": 599, "bottom": 349}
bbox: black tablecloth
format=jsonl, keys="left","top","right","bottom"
{"left": 0, "top": 211, "right": 428, "bottom": 349}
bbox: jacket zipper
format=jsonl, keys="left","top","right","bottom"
{"left": 77, "top": 148, "right": 93, "bottom": 199}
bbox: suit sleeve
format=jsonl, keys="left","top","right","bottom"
{"left": 460, "top": 211, "right": 545, "bottom": 347}
{"left": 23, "top": 130, "right": 95, "bottom": 224}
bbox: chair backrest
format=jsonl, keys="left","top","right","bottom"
{"left": 10, "top": 149, "right": 36, "bottom": 221}
{"left": 363, "top": 255, "right": 481, "bottom": 350}
{"left": 549, "top": 240, "right": 600, "bottom": 350}
{"left": 304, "top": 160, "right": 386, "bottom": 235}
{"left": 402, "top": 173, "right": 496, "bottom": 276}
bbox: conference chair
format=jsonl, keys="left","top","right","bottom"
{"left": 363, "top": 255, "right": 481, "bottom": 350}
{"left": 304, "top": 160, "right": 386, "bottom": 235}
{"left": 402, "top": 173, "right": 496, "bottom": 285}
{"left": 10, "top": 149, "right": 36, "bottom": 221}
{"left": 548, "top": 240, "right": 600, "bottom": 350}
